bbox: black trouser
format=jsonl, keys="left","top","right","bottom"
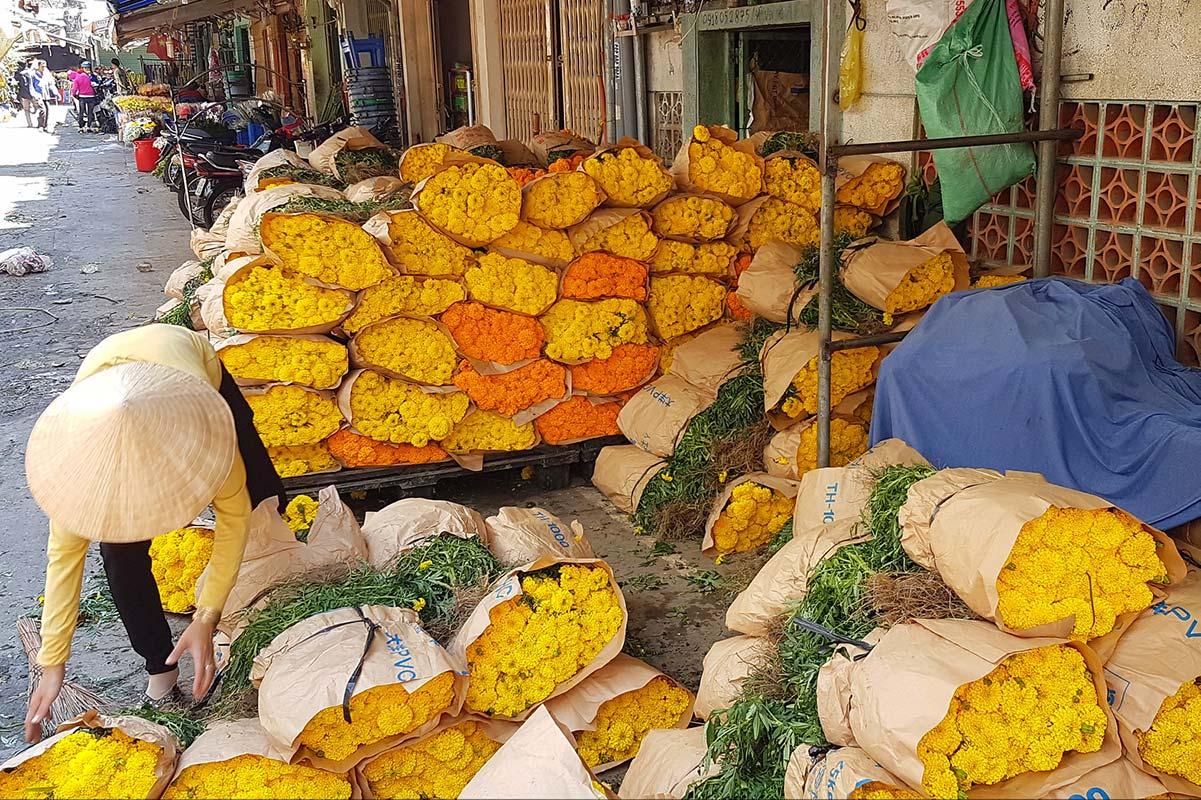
{"left": 101, "top": 365, "right": 285, "bottom": 675}
{"left": 77, "top": 96, "right": 97, "bottom": 129}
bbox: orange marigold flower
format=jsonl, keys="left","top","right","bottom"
{"left": 726, "top": 252, "right": 754, "bottom": 320}
{"left": 548, "top": 154, "right": 587, "bottom": 173}
{"left": 509, "top": 166, "right": 546, "bottom": 187}
{"left": 562, "top": 252, "right": 649, "bottom": 302}
{"left": 326, "top": 428, "right": 449, "bottom": 468}
{"left": 568, "top": 343, "right": 660, "bottom": 394}
{"left": 453, "top": 359, "right": 568, "bottom": 416}
{"left": 441, "top": 301, "right": 545, "bottom": 365}
{"left": 534, "top": 394, "right": 626, "bottom": 444}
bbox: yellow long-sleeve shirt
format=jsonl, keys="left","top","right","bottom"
{"left": 37, "top": 325, "right": 252, "bottom": 667}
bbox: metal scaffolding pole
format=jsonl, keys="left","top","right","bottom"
{"left": 1033, "top": 0, "right": 1067, "bottom": 278}
{"left": 815, "top": 0, "right": 841, "bottom": 468}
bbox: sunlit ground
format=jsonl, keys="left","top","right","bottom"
{"left": 0, "top": 106, "right": 67, "bottom": 231}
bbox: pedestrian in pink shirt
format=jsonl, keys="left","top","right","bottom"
{"left": 69, "top": 62, "right": 98, "bottom": 132}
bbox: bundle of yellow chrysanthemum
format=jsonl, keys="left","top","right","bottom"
{"left": 443, "top": 409, "right": 537, "bottom": 454}
{"left": 359, "top": 719, "right": 506, "bottom": 799}
{"left": 415, "top": 161, "right": 522, "bottom": 246}
{"left": 465, "top": 253, "right": 559, "bottom": 316}
{"left": 343, "top": 275, "right": 465, "bottom": 335}
{"left": 779, "top": 346, "right": 879, "bottom": 419}
{"left": 574, "top": 211, "right": 660, "bottom": 261}
{"left": 794, "top": 417, "right": 869, "bottom": 472}
{"left": 375, "top": 210, "right": 477, "bottom": 277}
{"left": 849, "top": 783, "right": 923, "bottom": 800}
{"left": 650, "top": 194, "right": 735, "bottom": 242}
{"left": 974, "top": 274, "right": 1027, "bottom": 288}
{"left": 454, "top": 562, "right": 625, "bottom": 719}
{"left": 217, "top": 334, "right": 348, "bottom": 389}
{"left": 745, "top": 197, "right": 819, "bottom": 251}
{"left": 353, "top": 316, "right": 459, "bottom": 385}
{"left": 656, "top": 332, "right": 695, "bottom": 374}
{"left": 540, "top": 298, "right": 651, "bottom": 363}
{"left": 149, "top": 527, "right": 213, "bottom": 613}
{"left": 164, "top": 753, "right": 350, "bottom": 800}
{"left": 763, "top": 154, "right": 821, "bottom": 213}
{"left": 453, "top": 359, "right": 568, "bottom": 417}
{"left": 246, "top": 384, "right": 343, "bottom": 447}
{"left": 327, "top": 428, "right": 449, "bottom": 468}
{"left": 680, "top": 125, "right": 763, "bottom": 203}
{"left": 260, "top": 213, "right": 393, "bottom": 290}
{"left": 223, "top": 262, "right": 352, "bottom": 333}
{"left": 342, "top": 370, "right": 470, "bottom": 446}
{"left": 836, "top": 160, "right": 906, "bottom": 212}
{"left": 648, "top": 239, "right": 738, "bottom": 276}
{"left": 582, "top": 146, "right": 674, "bottom": 207}
{"left": 881, "top": 252, "right": 956, "bottom": 320}
{"left": 647, "top": 275, "right": 727, "bottom": 340}
{"left": 834, "top": 205, "right": 877, "bottom": 239}
{"left": 707, "top": 479, "right": 794, "bottom": 555}
{"left": 268, "top": 441, "right": 339, "bottom": 478}
{"left": 490, "top": 221, "right": 576, "bottom": 266}
{"left": 1138, "top": 679, "right": 1201, "bottom": 786}
{"left": 283, "top": 494, "right": 320, "bottom": 538}
{"left": 523, "top": 171, "right": 605, "bottom": 229}
{"left": 400, "top": 142, "right": 458, "bottom": 183}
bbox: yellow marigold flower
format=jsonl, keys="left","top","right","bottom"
{"left": 283, "top": 494, "right": 320, "bottom": 537}
{"left": 524, "top": 172, "right": 604, "bottom": 229}
{"left": 163, "top": 753, "right": 352, "bottom": 800}
{"left": 849, "top": 783, "right": 923, "bottom": 800}
{"left": 686, "top": 126, "right": 762, "bottom": 202}
{"left": 648, "top": 240, "right": 738, "bottom": 277}
{"left": 418, "top": 161, "right": 522, "bottom": 245}
{"left": 246, "top": 384, "right": 344, "bottom": 447}
{"left": 218, "top": 335, "right": 347, "bottom": 389}
{"left": 361, "top": 720, "right": 502, "bottom": 799}
{"left": 1139, "top": 678, "right": 1201, "bottom": 785}
{"left": 647, "top": 275, "right": 726, "bottom": 340}
{"left": 836, "top": 161, "right": 906, "bottom": 211}
{"left": 269, "top": 442, "right": 338, "bottom": 478}
{"left": 0, "top": 728, "right": 161, "bottom": 800}
{"left": 401, "top": 142, "right": 456, "bottom": 184}
{"left": 711, "top": 481, "right": 794, "bottom": 555}
{"left": 540, "top": 299, "right": 650, "bottom": 363}
{"left": 779, "top": 347, "right": 879, "bottom": 419}
{"left": 582, "top": 147, "right": 673, "bottom": 207}
{"left": 383, "top": 210, "right": 477, "bottom": 277}
{"left": 465, "top": 253, "right": 559, "bottom": 316}
{"left": 974, "top": 274, "right": 1027, "bottom": 289}
{"left": 578, "top": 213, "right": 660, "bottom": 261}
{"left": 650, "top": 195, "right": 735, "bottom": 242}
{"left": 355, "top": 317, "right": 459, "bottom": 385}
{"left": 343, "top": 276, "right": 465, "bottom": 335}
{"left": 443, "top": 409, "right": 537, "bottom": 454}
{"left": 884, "top": 252, "right": 956, "bottom": 321}
{"left": 834, "top": 206, "right": 877, "bottom": 238}
{"left": 574, "top": 677, "right": 692, "bottom": 767}
{"left": 491, "top": 221, "right": 576, "bottom": 265}
{"left": 224, "top": 263, "right": 350, "bottom": 332}
{"left": 149, "top": 527, "right": 214, "bottom": 613}
{"left": 746, "top": 197, "right": 819, "bottom": 251}
{"left": 260, "top": 213, "right": 393, "bottom": 290}
{"left": 764, "top": 156, "right": 821, "bottom": 213}
{"left": 795, "top": 418, "right": 868, "bottom": 473}
{"left": 347, "top": 370, "right": 470, "bottom": 447}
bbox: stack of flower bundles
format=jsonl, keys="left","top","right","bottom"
{"left": 356, "top": 716, "right": 517, "bottom": 798}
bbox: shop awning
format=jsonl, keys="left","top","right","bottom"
{"left": 112, "top": 0, "right": 250, "bottom": 44}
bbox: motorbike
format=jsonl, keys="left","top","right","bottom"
{"left": 176, "top": 145, "right": 249, "bottom": 228}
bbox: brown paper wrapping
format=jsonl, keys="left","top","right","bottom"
{"left": 251, "top": 605, "right": 466, "bottom": 770}
{"left": 348, "top": 314, "right": 460, "bottom": 385}
{"left": 791, "top": 439, "right": 929, "bottom": 535}
{"left": 817, "top": 640, "right": 873, "bottom": 747}
{"left": 764, "top": 423, "right": 807, "bottom": 479}
{"left": 650, "top": 192, "right": 737, "bottom": 243}
{"left": 359, "top": 498, "right": 488, "bottom": 568}
{"left": 213, "top": 333, "right": 348, "bottom": 389}
{"left": 308, "top": 126, "right": 389, "bottom": 179}
{"left": 343, "top": 176, "right": 408, "bottom": 203}
{"left": 841, "top": 222, "right": 970, "bottom": 312}
{"left": 786, "top": 745, "right": 916, "bottom": 800}
{"left": 897, "top": 468, "right": 1187, "bottom": 649}
{"left": 1, "top": 710, "right": 179, "bottom": 799}
{"left": 544, "top": 653, "right": 694, "bottom": 772}
{"left": 619, "top": 726, "right": 717, "bottom": 800}
{"left": 1044, "top": 757, "right": 1169, "bottom": 799}
{"left": 665, "top": 323, "right": 744, "bottom": 396}
{"left": 617, "top": 375, "right": 715, "bottom": 458}
{"left": 670, "top": 124, "right": 765, "bottom": 207}
{"left": 448, "top": 557, "right": 628, "bottom": 721}
{"left": 485, "top": 506, "right": 594, "bottom": 566}
{"left": 460, "top": 706, "right": 613, "bottom": 799}
{"left": 738, "top": 241, "right": 813, "bottom": 324}
{"left": 519, "top": 171, "right": 607, "bottom": 230}
{"left": 567, "top": 207, "right": 655, "bottom": 254}
{"left": 759, "top": 328, "right": 822, "bottom": 418}
{"left": 694, "top": 634, "right": 772, "bottom": 720}
{"left": 496, "top": 138, "right": 540, "bottom": 167}
{"left": 583, "top": 138, "right": 675, "bottom": 209}
{"left": 727, "top": 195, "right": 767, "bottom": 249}
{"left": 164, "top": 259, "right": 205, "bottom": 300}
{"left": 531, "top": 131, "right": 597, "bottom": 165}
{"left": 1104, "top": 570, "right": 1201, "bottom": 796}
{"left": 210, "top": 196, "right": 240, "bottom": 238}
{"left": 590, "top": 445, "right": 665, "bottom": 515}
{"left": 436, "top": 124, "right": 499, "bottom": 152}
{"left": 244, "top": 148, "right": 315, "bottom": 193}
{"left": 335, "top": 369, "right": 465, "bottom": 440}
{"left": 726, "top": 519, "right": 866, "bottom": 636}
{"left": 212, "top": 256, "right": 356, "bottom": 336}
{"left": 834, "top": 156, "right": 906, "bottom": 216}
{"left": 191, "top": 227, "right": 225, "bottom": 261}
{"left": 225, "top": 183, "right": 347, "bottom": 254}
{"left": 257, "top": 210, "right": 396, "bottom": 291}
{"left": 701, "top": 472, "right": 799, "bottom": 557}
{"left": 842, "top": 619, "right": 1122, "bottom": 798}
{"left": 410, "top": 153, "right": 522, "bottom": 248}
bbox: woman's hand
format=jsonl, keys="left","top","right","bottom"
{"left": 166, "top": 618, "right": 217, "bottom": 699}
{"left": 25, "top": 663, "right": 65, "bottom": 742}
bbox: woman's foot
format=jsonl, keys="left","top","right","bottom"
{"left": 141, "top": 685, "right": 184, "bottom": 709}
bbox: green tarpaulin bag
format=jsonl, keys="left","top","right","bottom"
{"left": 915, "top": 0, "right": 1035, "bottom": 223}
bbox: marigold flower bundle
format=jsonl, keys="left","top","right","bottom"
{"left": 1138, "top": 678, "right": 1201, "bottom": 785}
{"left": 917, "top": 644, "right": 1107, "bottom": 798}
{"left": 149, "top": 527, "right": 213, "bottom": 613}
{"left": 779, "top": 346, "right": 879, "bottom": 419}
{"left": 540, "top": 298, "right": 650, "bottom": 362}
{"left": 443, "top": 410, "right": 537, "bottom": 454}
{"left": 224, "top": 263, "right": 351, "bottom": 332}
{"left": 974, "top": 274, "right": 1027, "bottom": 288}
{"left": 327, "top": 428, "right": 449, "bottom": 467}
{"left": 562, "top": 253, "right": 648, "bottom": 301}
{"left": 298, "top": 671, "right": 458, "bottom": 762}
{"left": 509, "top": 166, "right": 546, "bottom": 188}
{"left": 746, "top": 197, "right": 819, "bottom": 250}
{"left": 163, "top": 754, "right": 351, "bottom": 800}
{"left": 568, "top": 343, "right": 659, "bottom": 394}
{"left": 260, "top": 213, "right": 393, "bottom": 290}
{"left": 465, "top": 564, "right": 624, "bottom": 717}
{"left": 996, "top": 507, "right": 1168, "bottom": 639}
{"left": 577, "top": 213, "right": 660, "bottom": 261}
{"left": 490, "top": 221, "right": 575, "bottom": 265}
{"left": 284, "top": 494, "right": 320, "bottom": 537}
{"left": 685, "top": 125, "right": 763, "bottom": 203}
{"left": 347, "top": 370, "right": 470, "bottom": 446}
{"left": 582, "top": 147, "right": 674, "bottom": 207}
{"left": 647, "top": 275, "right": 726, "bottom": 340}
{"left": 573, "top": 676, "right": 692, "bottom": 768}
{"left": 218, "top": 335, "right": 347, "bottom": 388}
{"left": 247, "top": 385, "right": 343, "bottom": 447}
{"left": 524, "top": 172, "right": 604, "bottom": 228}
{"left": 343, "top": 276, "right": 465, "bottom": 335}
{"left": 453, "top": 359, "right": 567, "bottom": 416}
{"left": 764, "top": 155, "right": 821, "bottom": 212}
{"left": 465, "top": 253, "right": 559, "bottom": 315}
{"left": 268, "top": 442, "right": 339, "bottom": 478}
{"left": 442, "top": 302, "right": 545, "bottom": 365}
{"left": 382, "top": 211, "right": 477, "bottom": 277}
{"left": 401, "top": 142, "right": 456, "bottom": 184}
{"left": 0, "top": 728, "right": 162, "bottom": 799}
{"left": 710, "top": 481, "right": 794, "bottom": 554}
{"left": 883, "top": 252, "right": 956, "bottom": 321}
{"left": 837, "top": 161, "right": 906, "bottom": 211}
{"left": 795, "top": 417, "right": 868, "bottom": 473}
{"left": 417, "top": 161, "right": 522, "bottom": 246}
{"left": 725, "top": 252, "right": 754, "bottom": 320}
{"left": 534, "top": 395, "right": 625, "bottom": 444}
{"left": 354, "top": 317, "right": 459, "bottom": 385}
{"left": 835, "top": 206, "right": 877, "bottom": 238}
{"left": 548, "top": 153, "right": 588, "bottom": 173}
{"left": 849, "top": 783, "right": 923, "bottom": 799}
{"left": 651, "top": 195, "right": 735, "bottom": 241}
{"left": 648, "top": 240, "right": 738, "bottom": 276}
{"left": 360, "top": 720, "right": 503, "bottom": 799}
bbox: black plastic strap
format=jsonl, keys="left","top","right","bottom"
{"left": 790, "top": 617, "right": 875, "bottom": 653}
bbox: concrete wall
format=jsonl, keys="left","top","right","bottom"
{"left": 647, "top": 29, "right": 683, "bottom": 93}
{"left": 839, "top": 0, "right": 917, "bottom": 148}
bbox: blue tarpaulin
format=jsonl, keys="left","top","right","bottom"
{"left": 871, "top": 277, "right": 1201, "bottom": 529}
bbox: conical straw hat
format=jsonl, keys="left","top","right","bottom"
{"left": 26, "top": 362, "right": 237, "bottom": 543}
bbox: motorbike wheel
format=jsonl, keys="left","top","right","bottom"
{"left": 202, "top": 184, "right": 242, "bottom": 230}
{"left": 176, "top": 183, "right": 208, "bottom": 228}
{"left": 163, "top": 156, "right": 184, "bottom": 191}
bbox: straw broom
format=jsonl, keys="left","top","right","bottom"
{"left": 17, "top": 618, "right": 110, "bottom": 732}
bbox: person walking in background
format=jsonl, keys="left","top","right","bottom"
{"left": 110, "top": 58, "right": 130, "bottom": 95}
{"left": 69, "top": 62, "right": 98, "bottom": 132}
{"left": 35, "top": 60, "right": 59, "bottom": 130}
{"left": 15, "top": 61, "right": 36, "bottom": 127}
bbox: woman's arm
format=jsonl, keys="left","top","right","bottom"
{"left": 195, "top": 454, "right": 252, "bottom": 618}
{"left": 37, "top": 523, "right": 89, "bottom": 666}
